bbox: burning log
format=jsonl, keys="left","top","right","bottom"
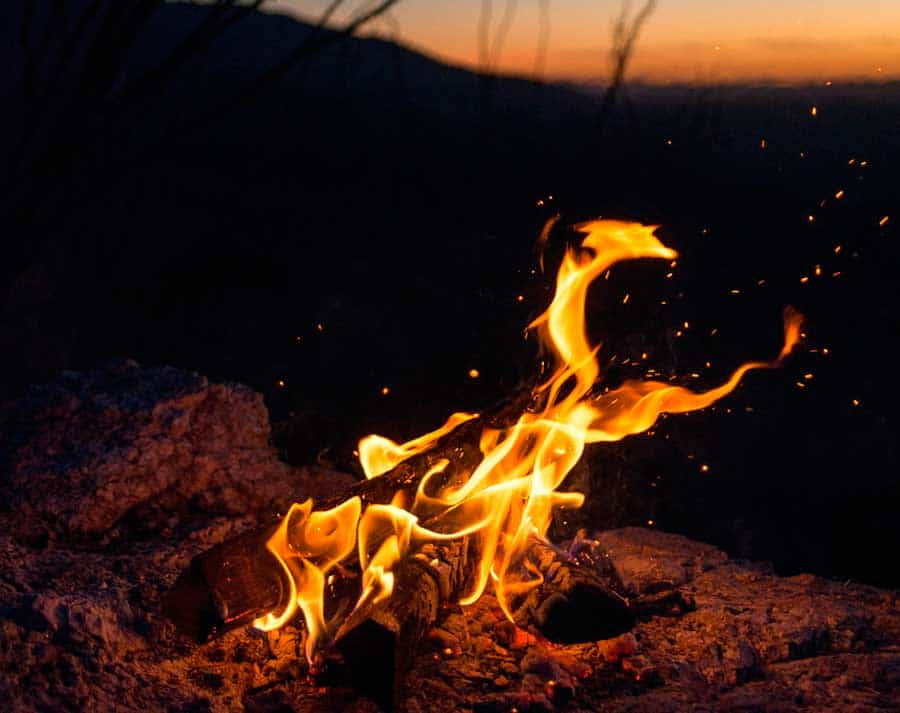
{"left": 165, "top": 396, "right": 635, "bottom": 646}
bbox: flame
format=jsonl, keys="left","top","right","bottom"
{"left": 359, "top": 411, "right": 478, "bottom": 478}
{"left": 257, "top": 219, "right": 803, "bottom": 659}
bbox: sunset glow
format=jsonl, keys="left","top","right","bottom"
{"left": 271, "top": 0, "right": 900, "bottom": 84}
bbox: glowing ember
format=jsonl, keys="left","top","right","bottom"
{"left": 254, "top": 219, "right": 803, "bottom": 661}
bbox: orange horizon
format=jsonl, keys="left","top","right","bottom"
{"left": 392, "top": 34, "right": 900, "bottom": 86}
{"left": 269, "top": 0, "right": 900, "bottom": 86}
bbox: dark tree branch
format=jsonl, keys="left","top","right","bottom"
{"left": 1, "top": 0, "right": 405, "bottom": 248}
{"left": 112, "top": 0, "right": 271, "bottom": 112}
{"left": 597, "top": 0, "right": 658, "bottom": 135}
{"left": 533, "top": 0, "right": 551, "bottom": 78}
{"left": 490, "top": 0, "right": 518, "bottom": 72}
{"left": 478, "top": 0, "right": 493, "bottom": 72}
{"left": 174, "top": 0, "right": 406, "bottom": 136}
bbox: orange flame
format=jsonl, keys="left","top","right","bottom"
{"left": 359, "top": 411, "right": 478, "bottom": 478}
{"left": 257, "top": 219, "right": 803, "bottom": 658}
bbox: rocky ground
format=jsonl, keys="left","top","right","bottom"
{"left": 1, "top": 361, "right": 898, "bottom": 711}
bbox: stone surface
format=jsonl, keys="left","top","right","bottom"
{"left": 1, "top": 363, "right": 898, "bottom": 711}
{"left": 0, "top": 359, "right": 353, "bottom": 539}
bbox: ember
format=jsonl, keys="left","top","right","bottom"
{"left": 184, "top": 220, "right": 802, "bottom": 664}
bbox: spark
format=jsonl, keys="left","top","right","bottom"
{"left": 834, "top": 190, "right": 845, "bottom": 200}
{"left": 760, "top": 138, "right": 767, "bottom": 149}
{"left": 800, "top": 276, "right": 809, "bottom": 284}
{"left": 834, "top": 245, "right": 842, "bottom": 254}
{"left": 700, "top": 464, "right": 710, "bottom": 473}
{"left": 381, "top": 386, "right": 390, "bottom": 396}
{"left": 622, "top": 293, "right": 630, "bottom": 304}
{"left": 276, "top": 380, "right": 286, "bottom": 388}
{"left": 516, "top": 294, "right": 524, "bottom": 303}
{"left": 810, "top": 106, "right": 818, "bottom": 117}
{"left": 814, "top": 265, "right": 822, "bottom": 277}
{"left": 807, "top": 214, "right": 815, "bottom": 223}
{"left": 852, "top": 398, "right": 860, "bottom": 407}
{"left": 468, "top": 369, "right": 481, "bottom": 379}
{"left": 879, "top": 216, "right": 890, "bottom": 227}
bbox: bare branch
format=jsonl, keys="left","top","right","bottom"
{"left": 597, "top": 0, "right": 658, "bottom": 134}
{"left": 533, "top": 0, "right": 551, "bottom": 78}
{"left": 478, "top": 0, "right": 492, "bottom": 72}
{"left": 489, "top": 0, "right": 518, "bottom": 72}
{"left": 174, "top": 0, "right": 405, "bottom": 136}
{"left": 114, "top": 0, "right": 276, "bottom": 112}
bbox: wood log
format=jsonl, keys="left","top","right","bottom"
{"left": 164, "top": 393, "right": 525, "bottom": 641}
{"left": 164, "top": 390, "right": 635, "bottom": 650}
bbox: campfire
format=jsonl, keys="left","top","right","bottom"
{"left": 167, "top": 219, "right": 802, "bottom": 671}
{"left": 7, "top": 218, "right": 899, "bottom": 713}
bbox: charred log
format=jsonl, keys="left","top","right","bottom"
{"left": 164, "top": 521, "right": 282, "bottom": 642}
{"left": 165, "top": 394, "right": 528, "bottom": 640}
{"left": 165, "top": 389, "right": 635, "bottom": 670}
{"left": 510, "top": 538, "right": 633, "bottom": 644}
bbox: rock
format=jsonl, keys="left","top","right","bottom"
{"left": 0, "top": 359, "right": 355, "bottom": 538}
{"left": 597, "top": 526, "right": 729, "bottom": 594}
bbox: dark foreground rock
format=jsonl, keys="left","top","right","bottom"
{"left": 1, "top": 364, "right": 898, "bottom": 711}
{"left": 0, "top": 359, "right": 354, "bottom": 541}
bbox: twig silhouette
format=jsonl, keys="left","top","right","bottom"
{"left": 597, "top": 0, "right": 658, "bottom": 136}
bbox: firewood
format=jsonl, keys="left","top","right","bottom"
{"left": 164, "top": 394, "right": 525, "bottom": 641}
{"left": 164, "top": 390, "right": 635, "bottom": 649}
